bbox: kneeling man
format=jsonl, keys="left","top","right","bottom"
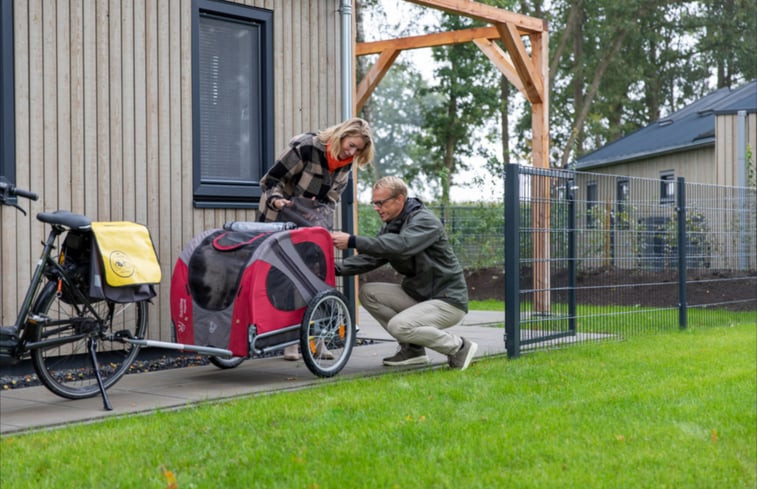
{"left": 331, "top": 176, "right": 477, "bottom": 371}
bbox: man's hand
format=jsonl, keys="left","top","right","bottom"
{"left": 331, "top": 231, "right": 351, "bottom": 250}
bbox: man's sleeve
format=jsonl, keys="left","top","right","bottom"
{"left": 354, "top": 216, "right": 442, "bottom": 259}
{"left": 336, "top": 253, "right": 386, "bottom": 276}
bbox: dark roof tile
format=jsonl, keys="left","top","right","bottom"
{"left": 574, "top": 80, "right": 756, "bottom": 169}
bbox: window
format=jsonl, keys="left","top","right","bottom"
{"left": 616, "top": 178, "right": 629, "bottom": 228}
{"left": 0, "top": 0, "right": 15, "bottom": 185}
{"left": 192, "top": 0, "right": 273, "bottom": 208}
{"left": 660, "top": 171, "right": 675, "bottom": 204}
{"left": 586, "top": 181, "right": 598, "bottom": 228}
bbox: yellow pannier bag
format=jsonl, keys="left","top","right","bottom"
{"left": 91, "top": 221, "right": 161, "bottom": 287}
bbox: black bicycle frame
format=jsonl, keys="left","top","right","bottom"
{"left": 15, "top": 225, "right": 105, "bottom": 346}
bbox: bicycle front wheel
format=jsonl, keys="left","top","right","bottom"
{"left": 30, "top": 281, "right": 147, "bottom": 399}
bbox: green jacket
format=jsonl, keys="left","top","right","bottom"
{"left": 336, "top": 198, "right": 468, "bottom": 312}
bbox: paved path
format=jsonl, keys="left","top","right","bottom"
{"left": 0, "top": 309, "right": 505, "bottom": 434}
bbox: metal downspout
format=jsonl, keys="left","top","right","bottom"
{"left": 338, "top": 0, "right": 357, "bottom": 315}
{"left": 339, "top": 0, "right": 353, "bottom": 121}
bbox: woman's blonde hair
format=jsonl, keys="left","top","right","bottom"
{"left": 319, "top": 117, "right": 374, "bottom": 168}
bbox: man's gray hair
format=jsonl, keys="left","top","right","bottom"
{"left": 373, "top": 176, "right": 407, "bottom": 198}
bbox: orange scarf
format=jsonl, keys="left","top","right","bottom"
{"left": 326, "top": 143, "right": 353, "bottom": 172}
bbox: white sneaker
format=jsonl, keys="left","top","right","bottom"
{"left": 283, "top": 345, "right": 300, "bottom": 361}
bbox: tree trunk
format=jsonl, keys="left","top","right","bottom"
{"left": 560, "top": 26, "right": 630, "bottom": 168}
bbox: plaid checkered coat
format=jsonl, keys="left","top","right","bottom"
{"left": 258, "top": 132, "right": 352, "bottom": 224}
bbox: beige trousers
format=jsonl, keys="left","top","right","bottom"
{"left": 359, "top": 282, "right": 465, "bottom": 355}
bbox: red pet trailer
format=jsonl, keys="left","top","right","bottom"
{"left": 168, "top": 222, "right": 354, "bottom": 377}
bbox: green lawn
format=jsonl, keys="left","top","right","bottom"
{"left": 469, "top": 299, "right": 755, "bottom": 336}
{"left": 1, "top": 323, "right": 755, "bottom": 489}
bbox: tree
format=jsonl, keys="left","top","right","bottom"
{"left": 518, "top": 0, "right": 756, "bottom": 167}
{"left": 359, "top": 62, "right": 436, "bottom": 191}
{"left": 685, "top": 0, "right": 757, "bottom": 88}
{"left": 414, "top": 14, "right": 500, "bottom": 203}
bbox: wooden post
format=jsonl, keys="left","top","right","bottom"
{"left": 531, "top": 31, "right": 550, "bottom": 313}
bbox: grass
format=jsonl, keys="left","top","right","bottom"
{"left": 1, "top": 323, "right": 755, "bottom": 489}
{"left": 469, "top": 299, "right": 505, "bottom": 311}
{"left": 469, "top": 299, "right": 755, "bottom": 335}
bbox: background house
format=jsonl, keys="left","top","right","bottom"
{"left": 569, "top": 80, "right": 756, "bottom": 271}
{"left": 0, "top": 0, "right": 352, "bottom": 339}
{"left": 573, "top": 80, "right": 756, "bottom": 192}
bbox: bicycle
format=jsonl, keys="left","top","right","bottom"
{"left": 0, "top": 179, "right": 148, "bottom": 410}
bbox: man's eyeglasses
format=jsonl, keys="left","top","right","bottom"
{"left": 370, "top": 196, "right": 397, "bottom": 208}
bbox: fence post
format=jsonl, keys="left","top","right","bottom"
{"left": 341, "top": 175, "right": 357, "bottom": 324}
{"left": 677, "top": 177, "right": 687, "bottom": 329}
{"left": 504, "top": 164, "right": 521, "bottom": 357}
{"left": 567, "top": 178, "right": 577, "bottom": 334}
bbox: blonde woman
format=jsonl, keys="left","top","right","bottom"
{"left": 259, "top": 118, "right": 374, "bottom": 360}
{"left": 259, "top": 117, "right": 374, "bottom": 227}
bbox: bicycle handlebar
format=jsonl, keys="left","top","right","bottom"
{"left": 0, "top": 179, "right": 39, "bottom": 203}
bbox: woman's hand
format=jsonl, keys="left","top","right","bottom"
{"left": 274, "top": 198, "right": 292, "bottom": 210}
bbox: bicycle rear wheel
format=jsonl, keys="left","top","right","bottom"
{"left": 30, "top": 280, "right": 147, "bottom": 399}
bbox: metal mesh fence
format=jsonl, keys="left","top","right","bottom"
{"left": 505, "top": 165, "right": 756, "bottom": 357}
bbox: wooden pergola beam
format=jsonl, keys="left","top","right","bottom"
{"left": 495, "top": 22, "right": 543, "bottom": 104}
{"left": 356, "top": 26, "right": 501, "bottom": 56}
{"left": 405, "top": 0, "right": 547, "bottom": 34}
{"left": 356, "top": 48, "right": 401, "bottom": 115}
{"left": 472, "top": 37, "right": 526, "bottom": 99}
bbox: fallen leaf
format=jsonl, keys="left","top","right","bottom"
{"left": 162, "top": 465, "right": 178, "bottom": 489}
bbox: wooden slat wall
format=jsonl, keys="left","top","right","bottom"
{"left": 1, "top": 0, "right": 345, "bottom": 341}
{"left": 716, "top": 112, "right": 757, "bottom": 187}
{"left": 591, "top": 147, "right": 716, "bottom": 184}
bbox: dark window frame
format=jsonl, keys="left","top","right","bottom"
{"left": 191, "top": 0, "right": 274, "bottom": 209}
{"left": 0, "top": 0, "right": 15, "bottom": 185}
{"left": 616, "top": 177, "right": 630, "bottom": 229}
{"left": 660, "top": 170, "right": 675, "bottom": 204}
{"left": 586, "top": 181, "right": 598, "bottom": 228}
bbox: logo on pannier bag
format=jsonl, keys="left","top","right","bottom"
{"left": 108, "top": 250, "right": 136, "bottom": 278}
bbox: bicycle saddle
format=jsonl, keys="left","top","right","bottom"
{"left": 37, "top": 210, "right": 92, "bottom": 231}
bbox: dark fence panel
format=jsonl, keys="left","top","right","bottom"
{"left": 506, "top": 164, "right": 756, "bottom": 357}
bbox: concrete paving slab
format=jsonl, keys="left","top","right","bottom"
{"left": 0, "top": 309, "right": 506, "bottom": 435}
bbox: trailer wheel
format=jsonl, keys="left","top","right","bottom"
{"left": 209, "top": 356, "right": 245, "bottom": 369}
{"left": 300, "top": 289, "right": 355, "bottom": 377}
